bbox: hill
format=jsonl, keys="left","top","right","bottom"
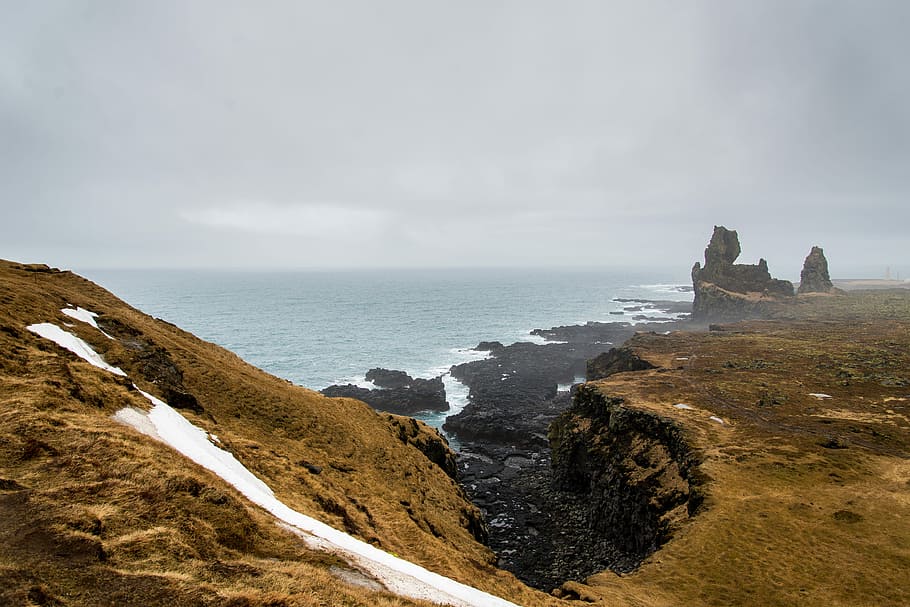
{"left": 0, "top": 261, "right": 551, "bottom": 607}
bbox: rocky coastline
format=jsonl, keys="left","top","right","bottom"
{"left": 442, "top": 308, "right": 703, "bottom": 590}
{"left": 323, "top": 298, "right": 701, "bottom": 590}
{"left": 320, "top": 227, "right": 847, "bottom": 592}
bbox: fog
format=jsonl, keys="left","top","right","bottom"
{"left": 2, "top": 2, "right": 908, "bottom": 277}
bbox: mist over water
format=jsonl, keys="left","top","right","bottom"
{"left": 84, "top": 268, "right": 692, "bottom": 430}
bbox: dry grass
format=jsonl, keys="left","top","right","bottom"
{"left": 0, "top": 261, "right": 555, "bottom": 607}
{"left": 5, "top": 260, "right": 909, "bottom": 606}
{"left": 564, "top": 290, "right": 910, "bottom": 606}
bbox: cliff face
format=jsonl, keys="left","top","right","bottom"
{"left": 548, "top": 385, "right": 703, "bottom": 559}
{"left": 691, "top": 226, "right": 794, "bottom": 320}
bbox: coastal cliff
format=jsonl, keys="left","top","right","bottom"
{"left": 549, "top": 385, "right": 703, "bottom": 558}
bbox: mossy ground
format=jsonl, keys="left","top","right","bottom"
{"left": 564, "top": 290, "right": 910, "bottom": 606}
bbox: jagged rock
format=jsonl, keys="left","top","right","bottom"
{"left": 96, "top": 317, "right": 204, "bottom": 413}
{"left": 798, "top": 246, "right": 835, "bottom": 294}
{"left": 322, "top": 371, "right": 448, "bottom": 415}
{"left": 586, "top": 347, "right": 656, "bottom": 381}
{"left": 691, "top": 226, "right": 794, "bottom": 320}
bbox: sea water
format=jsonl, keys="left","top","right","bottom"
{"left": 82, "top": 268, "right": 692, "bottom": 430}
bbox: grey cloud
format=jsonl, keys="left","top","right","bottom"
{"left": 1, "top": 1, "right": 907, "bottom": 274}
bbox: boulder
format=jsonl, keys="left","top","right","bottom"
{"left": 798, "top": 246, "right": 835, "bottom": 294}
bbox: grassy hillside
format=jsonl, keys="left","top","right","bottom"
{"left": 3, "top": 260, "right": 908, "bottom": 606}
{"left": 0, "top": 261, "right": 552, "bottom": 607}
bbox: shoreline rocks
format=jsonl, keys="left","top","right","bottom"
{"left": 443, "top": 305, "right": 698, "bottom": 590}
{"left": 322, "top": 369, "right": 448, "bottom": 416}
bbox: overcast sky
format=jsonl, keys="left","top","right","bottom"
{"left": 2, "top": 1, "right": 908, "bottom": 277}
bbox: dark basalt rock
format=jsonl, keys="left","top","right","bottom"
{"left": 442, "top": 309, "right": 701, "bottom": 590}
{"left": 691, "top": 226, "right": 794, "bottom": 321}
{"left": 798, "top": 246, "right": 835, "bottom": 294}
{"left": 474, "top": 341, "right": 505, "bottom": 352}
{"left": 365, "top": 368, "right": 411, "bottom": 389}
{"left": 96, "top": 317, "right": 204, "bottom": 413}
{"left": 586, "top": 347, "right": 656, "bottom": 381}
{"left": 322, "top": 371, "right": 448, "bottom": 416}
{"left": 548, "top": 385, "right": 703, "bottom": 559}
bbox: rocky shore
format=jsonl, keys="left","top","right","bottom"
{"left": 441, "top": 307, "right": 704, "bottom": 590}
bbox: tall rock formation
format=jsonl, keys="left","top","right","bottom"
{"left": 691, "top": 226, "right": 794, "bottom": 320}
{"left": 798, "top": 246, "right": 835, "bottom": 294}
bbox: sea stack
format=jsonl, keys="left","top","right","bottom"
{"left": 798, "top": 246, "right": 835, "bottom": 294}
{"left": 691, "top": 226, "right": 794, "bottom": 320}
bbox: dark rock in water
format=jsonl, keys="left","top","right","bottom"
{"left": 691, "top": 226, "right": 794, "bottom": 321}
{"left": 586, "top": 347, "right": 656, "bottom": 381}
{"left": 441, "top": 316, "right": 704, "bottom": 590}
{"left": 798, "top": 246, "right": 835, "bottom": 294}
{"left": 365, "top": 368, "right": 411, "bottom": 389}
{"left": 322, "top": 371, "right": 448, "bottom": 415}
{"left": 474, "top": 341, "right": 505, "bottom": 352}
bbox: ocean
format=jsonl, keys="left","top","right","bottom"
{"left": 82, "top": 268, "right": 692, "bottom": 430}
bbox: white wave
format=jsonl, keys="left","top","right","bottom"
{"left": 329, "top": 375, "right": 377, "bottom": 390}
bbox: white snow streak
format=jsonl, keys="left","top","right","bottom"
{"left": 130, "top": 389, "right": 519, "bottom": 607}
{"left": 26, "top": 316, "right": 518, "bottom": 606}
{"left": 26, "top": 323, "right": 126, "bottom": 376}
{"left": 61, "top": 307, "right": 114, "bottom": 338}
{"left": 809, "top": 393, "right": 833, "bottom": 399}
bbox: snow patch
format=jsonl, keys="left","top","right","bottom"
{"left": 673, "top": 403, "right": 694, "bottom": 410}
{"left": 61, "top": 306, "right": 112, "bottom": 338}
{"left": 809, "top": 393, "right": 833, "bottom": 399}
{"left": 709, "top": 416, "right": 725, "bottom": 425}
{"left": 28, "top": 318, "right": 517, "bottom": 605}
{"left": 26, "top": 323, "right": 126, "bottom": 376}
{"left": 113, "top": 406, "right": 161, "bottom": 439}
{"left": 119, "top": 392, "right": 518, "bottom": 607}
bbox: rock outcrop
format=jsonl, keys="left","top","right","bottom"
{"left": 548, "top": 385, "right": 703, "bottom": 558}
{"left": 586, "top": 347, "right": 655, "bottom": 381}
{"left": 691, "top": 226, "right": 794, "bottom": 320}
{"left": 798, "top": 246, "right": 835, "bottom": 294}
{"left": 322, "top": 370, "right": 448, "bottom": 415}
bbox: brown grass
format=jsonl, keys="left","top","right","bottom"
{"left": 5, "top": 260, "right": 909, "bottom": 606}
{"left": 564, "top": 290, "right": 910, "bottom": 606}
{"left": 0, "top": 260, "right": 555, "bottom": 607}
